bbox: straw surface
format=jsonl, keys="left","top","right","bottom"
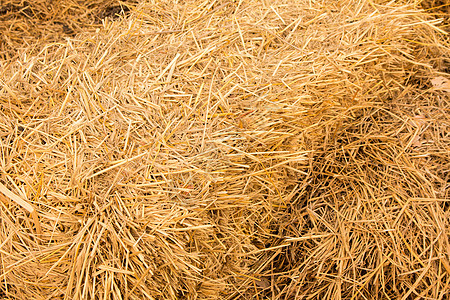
{"left": 0, "top": 0, "right": 449, "bottom": 299}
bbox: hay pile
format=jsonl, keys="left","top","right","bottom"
{"left": 0, "top": 0, "right": 449, "bottom": 299}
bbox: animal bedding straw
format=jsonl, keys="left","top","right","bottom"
{"left": 0, "top": 0, "right": 449, "bottom": 299}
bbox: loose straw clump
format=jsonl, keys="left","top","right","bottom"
{"left": 0, "top": 0, "right": 449, "bottom": 299}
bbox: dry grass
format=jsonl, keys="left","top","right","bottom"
{"left": 0, "top": 0, "right": 449, "bottom": 299}
{"left": 0, "top": 0, "right": 137, "bottom": 60}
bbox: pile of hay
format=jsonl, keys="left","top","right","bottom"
{"left": 0, "top": 0, "right": 449, "bottom": 299}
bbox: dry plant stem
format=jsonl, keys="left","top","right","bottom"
{"left": 0, "top": 182, "right": 41, "bottom": 235}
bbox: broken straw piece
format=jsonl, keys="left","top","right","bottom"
{"left": 0, "top": 182, "right": 42, "bottom": 235}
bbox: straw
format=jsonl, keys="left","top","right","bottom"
{"left": 0, "top": 0, "right": 449, "bottom": 299}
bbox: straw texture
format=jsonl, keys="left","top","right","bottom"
{"left": 0, "top": 0, "right": 449, "bottom": 299}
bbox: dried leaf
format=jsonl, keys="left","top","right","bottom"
{"left": 431, "top": 76, "right": 450, "bottom": 92}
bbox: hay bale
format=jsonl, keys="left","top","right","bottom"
{"left": 0, "top": 0, "right": 448, "bottom": 299}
